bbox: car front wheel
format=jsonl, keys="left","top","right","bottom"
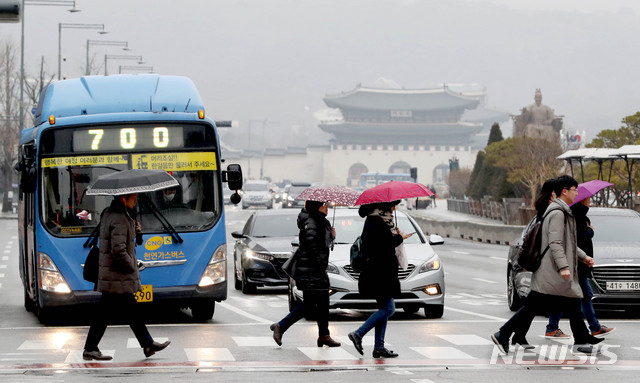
{"left": 423, "top": 304, "right": 444, "bottom": 319}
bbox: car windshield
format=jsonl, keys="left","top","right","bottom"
{"left": 333, "top": 213, "right": 423, "bottom": 245}
{"left": 244, "top": 183, "right": 268, "bottom": 192}
{"left": 592, "top": 215, "right": 640, "bottom": 242}
{"left": 251, "top": 215, "right": 299, "bottom": 237}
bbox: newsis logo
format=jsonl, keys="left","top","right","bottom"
{"left": 144, "top": 236, "right": 173, "bottom": 251}
{"left": 490, "top": 344, "right": 619, "bottom": 365}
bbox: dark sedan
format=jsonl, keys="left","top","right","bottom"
{"left": 232, "top": 209, "right": 300, "bottom": 294}
{"left": 507, "top": 207, "right": 640, "bottom": 312}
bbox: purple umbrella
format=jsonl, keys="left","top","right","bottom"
{"left": 570, "top": 179, "right": 613, "bottom": 206}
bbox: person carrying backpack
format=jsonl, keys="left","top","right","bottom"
{"left": 491, "top": 175, "right": 604, "bottom": 355}
{"left": 347, "top": 200, "right": 412, "bottom": 358}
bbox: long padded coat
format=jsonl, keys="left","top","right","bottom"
{"left": 358, "top": 215, "right": 403, "bottom": 299}
{"left": 96, "top": 199, "right": 142, "bottom": 294}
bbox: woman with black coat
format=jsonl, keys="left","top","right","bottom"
{"left": 270, "top": 200, "right": 341, "bottom": 347}
{"left": 348, "top": 200, "right": 410, "bottom": 358}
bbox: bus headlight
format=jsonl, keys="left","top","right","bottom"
{"left": 38, "top": 252, "right": 71, "bottom": 293}
{"left": 199, "top": 244, "right": 226, "bottom": 287}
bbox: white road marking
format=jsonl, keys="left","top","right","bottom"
{"left": 298, "top": 346, "right": 358, "bottom": 361}
{"left": 218, "top": 301, "right": 272, "bottom": 324}
{"left": 411, "top": 346, "right": 476, "bottom": 359}
{"left": 472, "top": 278, "right": 498, "bottom": 284}
{"left": 445, "top": 306, "right": 508, "bottom": 321}
{"left": 452, "top": 251, "right": 470, "bottom": 254}
{"left": 436, "top": 334, "right": 493, "bottom": 345}
{"left": 490, "top": 256, "right": 505, "bottom": 261}
{"left": 185, "top": 348, "right": 235, "bottom": 361}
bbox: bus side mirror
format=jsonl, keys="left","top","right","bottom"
{"left": 223, "top": 164, "right": 243, "bottom": 191}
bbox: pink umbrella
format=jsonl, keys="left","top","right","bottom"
{"left": 570, "top": 179, "right": 613, "bottom": 206}
{"left": 355, "top": 181, "right": 433, "bottom": 205}
{"left": 296, "top": 185, "right": 360, "bottom": 206}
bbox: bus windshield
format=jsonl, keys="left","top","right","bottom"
{"left": 39, "top": 123, "right": 222, "bottom": 236}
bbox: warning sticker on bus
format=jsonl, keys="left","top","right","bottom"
{"left": 132, "top": 152, "right": 217, "bottom": 171}
{"left": 41, "top": 155, "right": 128, "bottom": 168}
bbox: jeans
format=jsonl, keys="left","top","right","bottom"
{"left": 354, "top": 296, "right": 395, "bottom": 350}
{"left": 84, "top": 292, "right": 153, "bottom": 351}
{"left": 501, "top": 290, "right": 591, "bottom": 344}
{"left": 279, "top": 289, "right": 330, "bottom": 336}
{"left": 546, "top": 274, "right": 601, "bottom": 333}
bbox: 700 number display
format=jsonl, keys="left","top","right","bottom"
{"left": 88, "top": 127, "right": 171, "bottom": 150}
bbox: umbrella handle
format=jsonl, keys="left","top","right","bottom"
{"left": 332, "top": 206, "right": 336, "bottom": 226}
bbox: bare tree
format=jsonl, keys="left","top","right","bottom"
{"left": 24, "top": 56, "right": 56, "bottom": 125}
{"left": 0, "top": 39, "right": 20, "bottom": 212}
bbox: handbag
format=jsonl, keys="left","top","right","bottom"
{"left": 83, "top": 244, "right": 100, "bottom": 283}
{"left": 281, "top": 248, "right": 299, "bottom": 278}
{"left": 395, "top": 243, "right": 408, "bottom": 270}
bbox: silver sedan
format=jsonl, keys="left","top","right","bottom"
{"left": 289, "top": 208, "right": 445, "bottom": 318}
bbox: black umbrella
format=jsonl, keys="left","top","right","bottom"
{"left": 86, "top": 169, "right": 179, "bottom": 196}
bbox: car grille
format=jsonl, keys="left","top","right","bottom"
{"left": 592, "top": 266, "right": 640, "bottom": 291}
{"left": 342, "top": 264, "right": 416, "bottom": 280}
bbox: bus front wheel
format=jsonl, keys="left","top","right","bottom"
{"left": 191, "top": 301, "right": 215, "bottom": 321}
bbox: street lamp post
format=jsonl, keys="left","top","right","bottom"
{"left": 118, "top": 65, "right": 153, "bottom": 74}
{"left": 104, "top": 54, "right": 143, "bottom": 76}
{"left": 85, "top": 40, "right": 129, "bottom": 75}
{"left": 20, "top": 0, "right": 79, "bottom": 131}
{"left": 58, "top": 23, "right": 106, "bottom": 80}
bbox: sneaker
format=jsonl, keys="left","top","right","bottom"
{"left": 591, "top": 325, "right": 615, "bottom": 338}
{"left": 545, "top": 329, "right": 570, "bottom": 338}
{"left": 511, "top": 337, "right": 535, "bottom": 350}
{"left": 491, "top": 331, "right": 509, "bottom": 355}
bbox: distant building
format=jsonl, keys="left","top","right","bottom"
{"left": 224, "top": 83, "right": 509, "bottom": 191}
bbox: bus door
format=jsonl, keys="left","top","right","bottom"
{"left": 16, "top": 143, "right": 38, "bottom": 305}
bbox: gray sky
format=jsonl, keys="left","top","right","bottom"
{"left": 2, "top": 0, "right": 639, "bottom": 148}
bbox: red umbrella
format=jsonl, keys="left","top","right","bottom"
{"left": 355, "top": 181, "right": 433, "bottom": 206}
{"left": 296, "top": 185, "right": 360, "bottom": 206}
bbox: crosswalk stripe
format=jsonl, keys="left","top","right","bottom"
{"left": 436, "top": 334, "right": 493, "bottom": 346}
{"left": 184, "top": 348, "right": 235, "bottom": 361}
{"left": 298, "top": 347, "right": 358, "bottom": 361}
{"left": 411, "top": 346, "right": 476, "bottom": 359}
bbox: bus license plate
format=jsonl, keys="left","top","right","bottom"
{"left": 606, "top": 281, "right": 640, "bottom": 291}
{"left": 135, "top": 285, "right": 153, "bottom": 302}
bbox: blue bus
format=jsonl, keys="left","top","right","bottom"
{"left": 15, "top": 75, "right": 243, "bottom": 322}
{"left": 358, "top": 172, "right": 413, "bottom": 190}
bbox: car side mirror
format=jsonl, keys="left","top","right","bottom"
{"left": 231, "top": 231, "right": 246, "bottom": 239}
{"left": 230, "top": 192, "right": 241, "bottom": 205}
{"left": 428, "top": 234, "right": 445, "bottom": 245}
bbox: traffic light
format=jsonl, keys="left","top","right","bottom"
{"left": 410, "top": 167, "right": 418, "bottom": 182}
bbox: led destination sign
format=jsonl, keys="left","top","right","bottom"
{"left": 73, "top": 126, "right": 184, "bottom": 152}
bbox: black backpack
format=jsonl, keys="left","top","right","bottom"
{"left": 517, "top": 209, "right": 566, "bottom": 272}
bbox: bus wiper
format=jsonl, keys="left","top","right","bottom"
{"left": 139, "top": 195, "right": 184, "bottom": 244}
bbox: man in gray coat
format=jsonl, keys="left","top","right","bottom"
{"left": 83, "top": 193, "right": 170, "bottom": 361}
{"left": 491, "top": 175, "right": 604, "bottom": 355}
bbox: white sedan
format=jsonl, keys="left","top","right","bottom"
{"left": 289, "top": 208, "right": 445, "bottom": 318}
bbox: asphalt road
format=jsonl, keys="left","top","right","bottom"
{"left": 0, "top": 204, "right": 639, "bottom": 382}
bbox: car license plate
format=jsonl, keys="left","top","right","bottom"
{"left": 606, "top": 281, "right": 640, "bottom": 291}
{"left": 135, "top": 285, "right": 153, "bottom": 302}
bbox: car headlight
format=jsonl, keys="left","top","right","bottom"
{"left": 419, "top": 255, "right": 441, "bottom": 273}
{"left": 326, "top": 263, "right": 340, "bottom": 274}
{"left": 39, "top": 252, "right": 71, "bottom": 293}
{"left": 199, "top": 244, "right": 226, "bottom": 287}
{"left": 244, "top": 249, "right": 274, "bottom": 261}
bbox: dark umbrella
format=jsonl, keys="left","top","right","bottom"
{"left": 86, "top": 169, "right": 179, "bottom": 196}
